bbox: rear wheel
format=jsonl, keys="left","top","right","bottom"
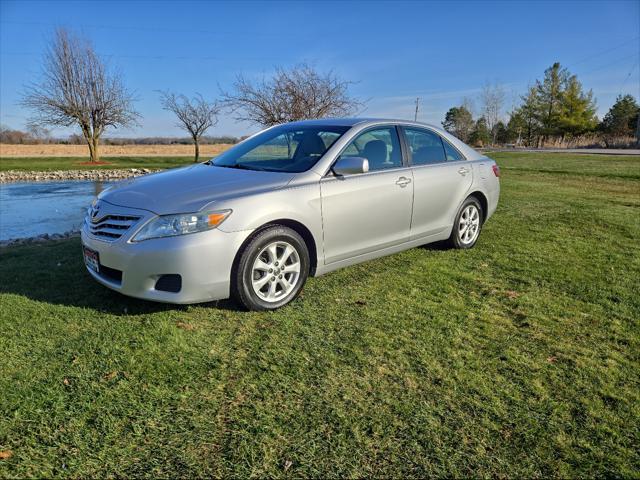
{"left": 232, "top": 225, "right": 309, "bottom": 311}
{"left": 448, "top": 196, "right": 483, "bottom": 249}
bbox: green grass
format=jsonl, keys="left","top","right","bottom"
{"left": 1, "top": 153, "right": 639, "bottom": 477}
{"left": 0, "top": 156, "right": 196, "bottom": 171}
{"left": 491, "top": 151, "right": 640, "bottom": 180}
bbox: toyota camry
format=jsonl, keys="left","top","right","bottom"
{"left": 81, "top": 118, "right": 500, "bottom": 310}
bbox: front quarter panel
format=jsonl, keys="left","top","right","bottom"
{"left": 214, "top": 171, "right": 325, "bottom": 267}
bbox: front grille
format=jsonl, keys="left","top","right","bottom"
{"left": 89, "top": 214, "right": 141, "bottom": 241}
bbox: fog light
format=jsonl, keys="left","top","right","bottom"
{"left": 155, "top": 274, "right": 182, "bottom": 293}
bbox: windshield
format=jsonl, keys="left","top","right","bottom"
{"left": 210, "top": 124, "right": 350, "bottom": 173}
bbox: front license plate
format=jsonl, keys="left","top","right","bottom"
{"left": 83, "top": 246, "right": 100, "bottom": 273}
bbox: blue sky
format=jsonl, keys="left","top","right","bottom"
{"left": 1, "top": 0, "right": 639, "bottom": 137}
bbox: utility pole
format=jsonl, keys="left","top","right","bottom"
{"left": 414, "top": 97, "right": 420, "bottom": 121}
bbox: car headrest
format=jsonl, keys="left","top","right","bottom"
{"left": 363, "top": 139, "right": 387, "bottom": 166}
{"left": 294, "top": 133, "right": 326, "bottom": 159}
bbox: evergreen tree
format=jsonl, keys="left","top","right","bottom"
{"left": 507, "top": 63, "right": 598, "bottom": 145}
{"left": 492, "top": 121, "right": 509, "bottom": 145}
{"left": 442, "top": 106, "right": 474, "bottom": 142}
{"left": 506, "top": 111, "right": 525, "bottom": 145}
{"left": 507, "top": 87, "right": 541, "bottom": 146}
{"left": 469, "top": 117, "right": 491, "bottom": 146}
{"left": 557, "top": 76, "right": 598, "bottom": 138}
{"left": 536, "top": 62, "right": 570, "bottom": 140}
{"left": 600, "top": 94, "right": 639, "bottom": 138}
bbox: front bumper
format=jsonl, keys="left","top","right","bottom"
{"left": 81, "top": 225, "right": 251, "bottom": 304}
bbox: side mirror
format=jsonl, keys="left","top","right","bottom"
{"left": 332, "top": 156, "right": 369, "bottom": 176}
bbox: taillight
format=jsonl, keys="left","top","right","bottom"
{"left": 492, "top": 164, "right": 501, "bottom": 177}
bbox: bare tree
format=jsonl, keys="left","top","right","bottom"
{"left": 480, "top": 81, "right": 506, "bottom": 145}
{"left": 462, "top": 96, "right": 475, "bottom": 117}
{"left": 159, "top": 91, "right": 219, "bottom": 162}
{"left": 27, "top": 125, "right": 52, "bottom": 144}
{"left": 221, "top": 64, "right": 363, "bottom": 127}
{"left": 21, "top": 28, "right": 138, "bottom": 162}
{"left": 0, "top": 125, "right": 30, "bottom": 144}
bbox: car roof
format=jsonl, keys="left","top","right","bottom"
{"left": 285, "top": 117, "right": 440, "bottom": 129}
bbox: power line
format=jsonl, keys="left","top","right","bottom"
{"left": 566, "top": 36, "right": 640, "bottom": 68}
{"left": 579, "top": 53, "right": 640, "bottom": 76}
{"left": 618, "top": 60, "right": 640, "bottom": 95}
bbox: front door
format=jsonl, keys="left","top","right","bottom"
{"left": 320, "top": 126, "right": 413, "bottom": 264}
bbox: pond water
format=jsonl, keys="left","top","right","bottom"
{"left": 0, "top": 180, "right": 111, "bottom": 241}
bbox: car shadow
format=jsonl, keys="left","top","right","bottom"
{"left": 420, "top": 240, "right": 451, "bottom": 251}
{"left": 0, "top": 238, "right": 243, "bottom": 315}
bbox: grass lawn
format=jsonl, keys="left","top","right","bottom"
{"left": 0, "top": 156, "right": 196, "bottom": 171}
{"left": 1, "top": 153, "right": 639, "bottom": 477}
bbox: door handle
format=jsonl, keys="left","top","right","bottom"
{"left": 396, "top": 176, "right": 412, "bottom": 187}
{"left": 458, "top": 167, "right": 470, "bottom": 176}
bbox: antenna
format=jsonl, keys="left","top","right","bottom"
{"left": 414, "top": 97, "right": 420, "bottom": 121}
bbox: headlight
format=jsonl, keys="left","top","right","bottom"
{"left": 132, "top": 209, "right": 231, "bottom": 242}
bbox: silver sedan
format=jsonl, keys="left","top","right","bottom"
{"left": 81, "top": 118, "right": 500, "bottom": 310}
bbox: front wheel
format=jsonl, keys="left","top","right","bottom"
{"left": 232, "top": 225, "right": 310, "bottom": 311}
{"left": 447, "top": 197, "right": 483, "bottom": 249}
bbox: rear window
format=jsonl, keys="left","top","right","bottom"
{"left": 404, "top": 128, "right": 446, "bottom": 165}
{"left": 404, "top": 127, "right": 466, "bottom": 164}
{"left": 443, "top": 140, "right": 464, "bottom": 161}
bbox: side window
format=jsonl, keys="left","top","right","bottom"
{"left": 342, "top": 141, "right": 360, "bottom": 157}
{"left": 443, "top": 140, "right": 464, "bottom": 161}
{"left": 404, "top": 128, "right": 446, "bottom": 165}
{"left": 341, "top": 127, "right": 403, "bottom": 171}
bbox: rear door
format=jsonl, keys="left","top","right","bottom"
{"left": 320, "top": 126, "right": 413, "bottom": 264}
{"left": 401, "top": 127, "right": 473, "bottom": 240}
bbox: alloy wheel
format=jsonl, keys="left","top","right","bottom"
{"left": 458, "top": 204, "right": 480, "bottom": 245}
{"left": 251, "top": 241, "right": 301, "bottom": 302}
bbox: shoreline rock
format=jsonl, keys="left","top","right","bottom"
{"left": 0, "top": 168, "right": 160, "bottom": 183}
{"left": 1, "top": 229, "right": 81, "bottom": 248}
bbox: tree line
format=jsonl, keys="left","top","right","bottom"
{"left": 442, "top": 63, "right": 639, "bottom": 148}
{"left": 0, "top": 126, "right": 239, "bottom": 146}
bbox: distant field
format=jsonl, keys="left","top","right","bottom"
{"left": 0, "top": 143, "right": 233, "bottom": 158}
{"left": 490, "top": 152, "right": 640, "bottom": 180}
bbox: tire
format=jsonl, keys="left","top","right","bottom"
{"left": 447, "top": 196, "right": 484, "bottom": 249}
{"left": 231, "top": 225, "right": 310, "bottom": 311}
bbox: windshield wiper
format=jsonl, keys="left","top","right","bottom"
{"left": 218, "top": 163, "right": 268, "bottom": 172}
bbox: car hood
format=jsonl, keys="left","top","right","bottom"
{"left": 99, "top": 163, "right": 296, "bottom": 215}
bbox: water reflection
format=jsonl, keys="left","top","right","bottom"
{"left": 0, "top": 180, "right": 112, "bottom": 241}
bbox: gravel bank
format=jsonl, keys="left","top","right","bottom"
{"left": 0, "top": 168, "right": 160, "bottom": 183}
{"left": 0, "top": 230, "right": 80, "bottom": 248}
